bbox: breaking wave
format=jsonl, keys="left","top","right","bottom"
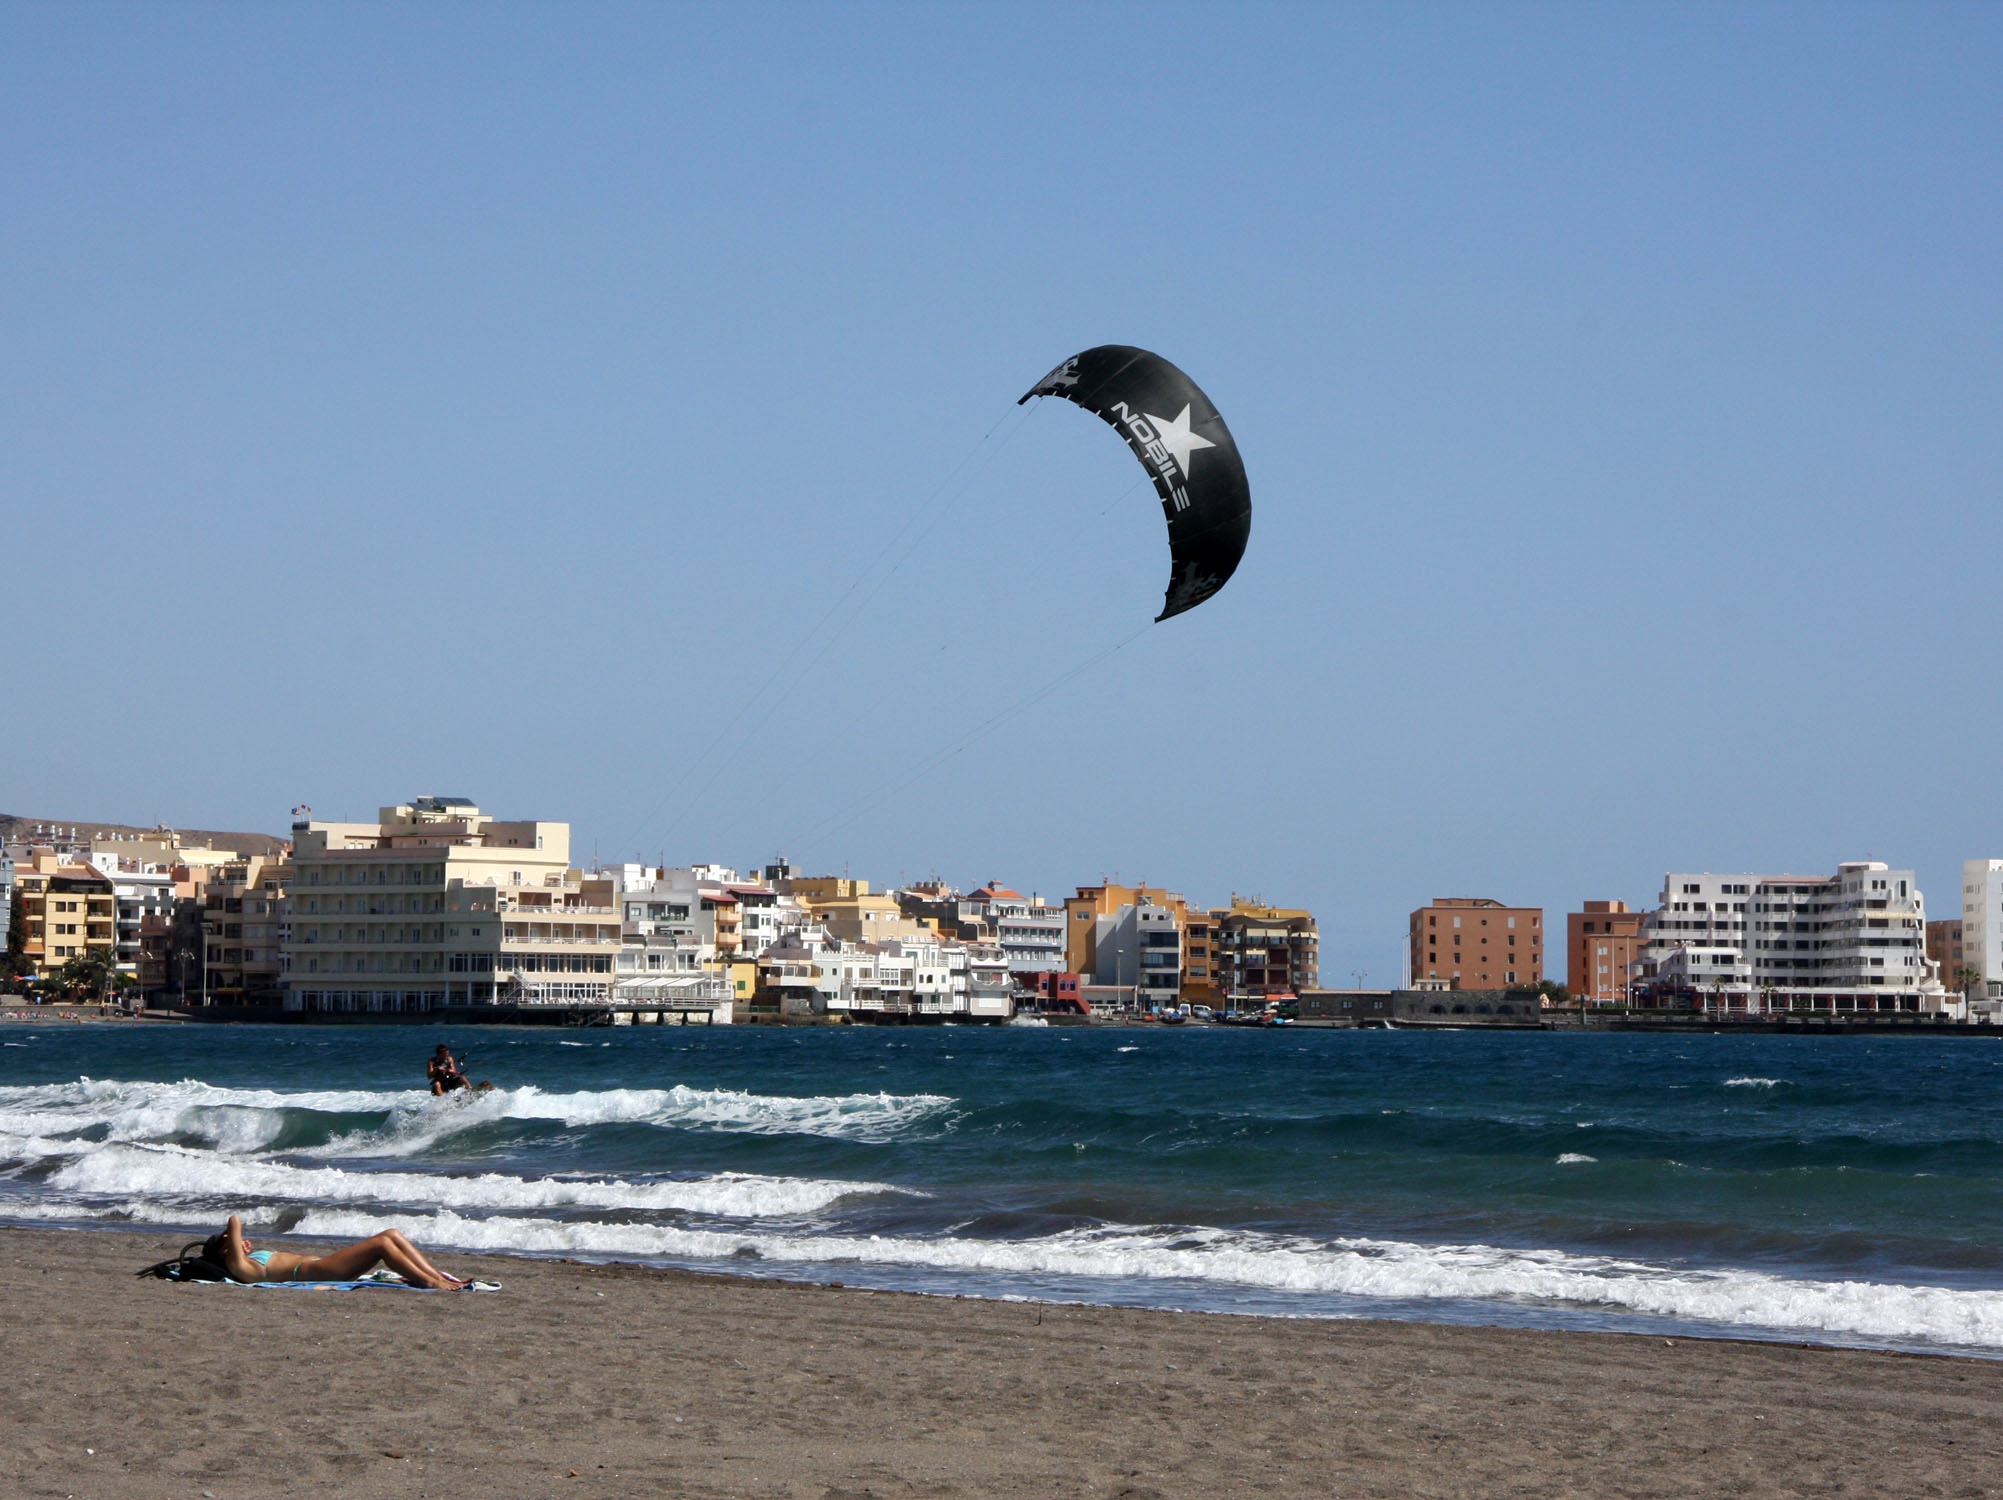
{"left": 0, "top": 1077, "right": 955, "bottom": 1155}
{"left": 37, "top": 1141, "right": 897, "bottom": 1219}
{"left": 279, "top": 1207, "right": 2003, "bottom": 1351}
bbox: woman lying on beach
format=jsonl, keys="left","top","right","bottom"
{"left": 208, "top": 1214, "right": 472, "bottom": 1289}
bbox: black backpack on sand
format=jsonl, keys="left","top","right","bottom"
{"left": 135, "top": 1237, "right": 234, "bottom": 1283}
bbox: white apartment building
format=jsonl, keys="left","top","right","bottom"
{"left": 962, "top": 884, "right": 1067, "bottom": 974}
{"left": 964, "top": 940, "right": 1013, "bottom": 1017}
{"left": 610, "top": 864, "right": 810, "bottom": 965}
{"left": 84, "top": 855, "right": 178, "bottom": 989}
{"left": 1635, "top": 861, "right": 1948, "bottom": 1013}
{"left": 285, "top": 798, "right": 620, "bottom": 1014}
{"left": 751, "top": 929, "right": 1013, "bottom": 1021}
{"left": 1960, "top": 861, "right": 2003, "bottom": 997}
{"left": 612, "top": 865, "right": 713, "bottom": 970}
{"left": 1090, "top": 901, "right": 1182, "bottom": 1010}
{"left": 609, "top": 869, "right": 731, "bottom": 1013}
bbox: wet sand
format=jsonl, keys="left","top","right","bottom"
{"left": 6, "top": 1225, "right": 2000, "bottom": 1499}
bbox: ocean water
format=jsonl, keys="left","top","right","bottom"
{"left": 5, "top": 1023, "right": 2003, "bottom": 1355}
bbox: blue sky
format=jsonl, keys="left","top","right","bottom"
{"left": 5, "top": 4, "right": 2000, "bottom": 983}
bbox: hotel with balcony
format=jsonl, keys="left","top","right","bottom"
{"left": 283, "top": 798, "right": 619, "bottom": 1014}
{"left": 1633, "top": 861, "right": 1949, "bottom": 1013}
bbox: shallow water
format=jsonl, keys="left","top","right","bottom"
{"left": 5, "top": 1023, "right": 2002, "bottom": 1354}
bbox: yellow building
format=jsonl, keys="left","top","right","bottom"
{"left": 285, "top": 798, "right": 619, "bottom": 1014}
{"left": 787, "top": 876, "right": 869, "bottom": 903}
{"left": 794, "top": 876, "right": 924, "bottom": 943}
{"left": 12, "top": 852, "right": 117, "bottom": 981}
{"left": 725, "top": 954, "right": 760, "bottom": 1013}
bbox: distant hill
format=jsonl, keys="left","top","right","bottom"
{"left": 0, "top": 813, "right": 290, "bottom": 858}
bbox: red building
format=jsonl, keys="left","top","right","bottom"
{"left": 1020, "top": 972, "right": 1087, "bottom": 1013}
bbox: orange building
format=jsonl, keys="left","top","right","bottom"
{"left": 1408, "top": 898, "right": 1542, "bottom": 989}
{"left": 1567, "top": 900, "right": 1646, "bottom": 1004}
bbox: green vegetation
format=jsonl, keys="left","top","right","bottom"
{"left": 53, "top": 948, "right": 133, "bottom": 1002}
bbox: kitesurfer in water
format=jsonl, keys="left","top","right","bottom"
{"left": 426, "top": 1043, "right": 468, "bottom": 1095}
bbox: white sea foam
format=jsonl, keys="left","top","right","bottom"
{"left": 275, "top": 1209, "right": 2003, "bottom": 1351}
{"left": 1556, "top": 1153, "right": 1597, "bottom": 1164}
{"left": 323, "top": 1083, "right": 954, "bottom": 1155}
{"left": 0, "top": 1077, "right": 954, "bottom": 1156}
{"left": 0, "top": 1078, "right": 404, "bottom": 1150}
{"left": 38, "top": 1140, "right": 896, "bottom": 1218}
{"left": 1724, "top": 1077, "right": 1784, "bottom": 1088}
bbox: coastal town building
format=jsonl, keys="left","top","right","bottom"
{"left": 608, "top": 865, "right": 807, "bottom": 966}
{"left": 895, "top": 879, "right": 982, "bottom": 938}
{"left": 795, "top": 876, "right": 925, "bottom": 943}
{"left": 963, "top": 883, "right": 1066, "bottom": 974}
{"left": 110, "top": 867, "right": 178, "bottom": 996}
{"left": 1567, "top": 900, "right": 1646, "bottom": 1005}
{"left": 1020, "top": 971, "right": 1086, "bottom": 1011}
{"left": 0, "top": 826, "right": 283, "bottom": 1002}
{"left": 1064, "top": 883, "right": 1191, "bottom": 980}
{"left": 1407, "top": 898, "right": 1543, "bottom": 989}
{"left": 9, "top": 852, "right": 117, "bottom": 981}
{"left": 193, "top": 855, "right": 288, "bottom": 1005}
{"left": 1960, "top": 861, "right": 2003, "bottom": 999}
{"left": 1927, "top": 918, "right": 1968, "bottom": 996}
{"left": 284, "top": 798, "right": 620, "bottom": 1014}
{"left": 1087, "top": 900, "right": 1182, "bottom": 1010}
{"left": 1633, "top": 862, "right": 1949, "bottom": 1012}
{"left": 1181, "top": 910, "right": 1216, "bottom": 1003}
{"left": 1209, "top": 896, "right": 1319, "bottom": 1001}
{"left": 604, "top": 866, "right": 733, "bottom": 1016}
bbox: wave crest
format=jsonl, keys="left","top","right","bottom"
{"left": 0, "top": 1077, "right": 955, "bottom": 1156}
{"left": 274, "top": 1208, "right": 2003, "bottom": 1351}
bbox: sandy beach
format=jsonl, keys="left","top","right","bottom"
{"left": 4, "top": 1226, "right": 1998, "bottom": 1499}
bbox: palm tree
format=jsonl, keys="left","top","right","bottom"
{"left": 56, "top": 948, "right": 132, "bottom": 1003}
{"left": 1956, "top": 964, "right": 1983, "bottom": 1001}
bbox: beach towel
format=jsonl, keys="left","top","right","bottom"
{"left": 248, "top": 1276, "right": 502, "bottom": 1293}
{"left": 148, "top": 1265, "right": 500, "bottom": 1292}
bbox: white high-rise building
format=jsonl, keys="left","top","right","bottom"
{"left": 1960, "top": 860, "right": 2003, "bottom": 997}
{"left": 1635, "top": 861, "right": 1949, "bottom": 1013}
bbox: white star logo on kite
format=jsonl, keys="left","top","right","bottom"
{"left": 1145, "top": 405, "right": 1215, "bottom": 478}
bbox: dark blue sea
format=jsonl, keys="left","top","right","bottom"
{"left": 5, "top": 1022, "right": 2002, "bottom": 1354}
